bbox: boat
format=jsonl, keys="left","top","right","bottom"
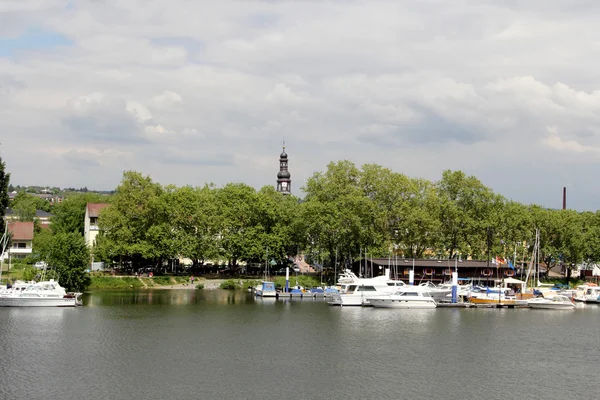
{"left": 0, "top": 280, "right": 82, "bottom": 307}
{"left": 527, "top": 295, "right": 575, "bottom": 310}
{"left": 468, "top": 287, "right": 528, "bottom": 306}
{"left": 254, "top": 246, "right": 277, "bottom": 297}
{"left": 367, "top": 288, "right": 437, "bottom": 309}
{"left": 573, "top": 286, "right": 600, "bottom": 303}
{"left": 254, "top": 281, "right": 277, "bottom": 297}
{"left": 329, "top": 269, "right": 406, "bottom": 306}
{"left": 417, "top": 281, "right": 451, "bottom": 302}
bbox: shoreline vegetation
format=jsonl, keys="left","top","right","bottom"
{"left": 86, "top": 274, "right": 324, "bottom": 291}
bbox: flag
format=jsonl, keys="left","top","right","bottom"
{"left": 507, "top": 258, "right": 515, "bottom": 270}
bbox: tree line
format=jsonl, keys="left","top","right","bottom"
{"left": 90, "top": 163, "right": 600, "bottom": 277}
{"left": 4, "top": 158, "right": 600, "bottom": 287}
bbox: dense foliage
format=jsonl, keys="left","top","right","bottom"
{"left": 88, "top": 164, "right": 600, "bottom": 278}
{"left": 0, "top": 149, "right": 10, "bottom": 212}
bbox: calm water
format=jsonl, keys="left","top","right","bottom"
{"left": 1, "top": 290, "right": 599, "bottom": 400}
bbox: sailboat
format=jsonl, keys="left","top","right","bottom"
{"left": 255, "top": 247, "right": 277, "bottom": 297}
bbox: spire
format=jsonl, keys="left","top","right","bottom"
{"left": 276, "top": 141, "right": 291, "bottom": 195}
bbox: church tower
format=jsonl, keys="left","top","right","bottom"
{"left": 276, "top": 143, "right": 291, "bottom": 195}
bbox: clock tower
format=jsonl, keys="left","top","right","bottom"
{"left": 276, "top": 143, "right": 291, "bottom": 195}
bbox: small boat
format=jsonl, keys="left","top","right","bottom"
{"left": 573, "top": 286, "right": 600, "bottom": 303}
{"left": 0, "top": 280, "right": 82, "bottom": 307}
{"left": 468, "top": 287, "right": 528, "bottom": 306}
{"left": 367, "top": 288, "right": 437, "bottom": 309}
{"left": 527, "top": 295, "right": 575, "bottom": 310}
{"left": 254, "top": 281, "right": 277, "bottom": 297}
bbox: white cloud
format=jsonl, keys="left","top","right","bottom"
{"left": 2, "top": 0, "right": 600, "bottom": 209}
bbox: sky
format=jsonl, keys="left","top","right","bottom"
{"left": 1, "top": 0, "right": 600, "bottom": 210}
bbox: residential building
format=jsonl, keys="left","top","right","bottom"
{"left": 4, "top": 208, "right": 54, "bottom": 226}
{"left": 84, "top": 203, "right": 109, "bottom": 247}
{"left": 1, "top": 221, "right": 34, "bottom": 262}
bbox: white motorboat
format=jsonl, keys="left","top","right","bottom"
{"left": 254, "top": 281, "right": 277, "bottom": 297}
{"left": 0, "top": 280, "right": 82, "bottom": 307}
{"left": 417, "top": 281, "right": 451, "bottom": 302}
{"left": 573, "top": 285, "right": 600, "bottom": 303}
{"left": 329, "top": 269, "right": 406, "bottom": 306}
{"left": 528, "top": 295, "right": 575, "bottom": 310}
{"left": 367, "top": 288, "right": 437, "bottom": 309}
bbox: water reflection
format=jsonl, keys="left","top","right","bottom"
{"left": 3, "top": 291, "right": 600, "bottom": 400}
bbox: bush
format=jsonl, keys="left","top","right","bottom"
{"left": 22, "top": 266, "right": 38, "bottom": 281}
{"left": 195, "top": 283, "right": 205, "bottom": 290}
{"left": 219, "top": 279, "right": 238, "bottom": 290}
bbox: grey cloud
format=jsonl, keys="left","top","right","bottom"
{"left": 3, "top": 0, "right": 600, "bottom": 210}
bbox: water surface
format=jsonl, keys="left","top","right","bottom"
{"left": 0, "top": 290, "right": 597, "bottom": 400}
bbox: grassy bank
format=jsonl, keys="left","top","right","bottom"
{"left": 86, "top": 275, "right": 189, "bottom": 290}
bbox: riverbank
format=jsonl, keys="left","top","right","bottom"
{"left": 87, "top": 276, "right": 227, "bottom": 290}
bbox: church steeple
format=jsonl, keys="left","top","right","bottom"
{"left": 276, "top": 141, "right": 291, "bottom": 195}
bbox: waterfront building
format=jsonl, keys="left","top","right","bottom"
{"left": 276, "top": 143, "right": 291, "bottom": 195}
{"left": 84, "top": 203, "right": 109, "bottom": 247}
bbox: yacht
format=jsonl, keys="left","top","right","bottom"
{"left": 528, "top": 295, "right": 575, "bottom": 310}
{"left": 0, "top": 280, "right": 82, "bottom": 307}
{"left": 329, "top": 269, "right": 405, "bottom": 306}
{"left": 367, "top": 287, "right": 437, "bottom": 309}
{"left": 574, "top": 286, "right": 600, "bottom": 303}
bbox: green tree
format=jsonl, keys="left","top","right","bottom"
{"left": 47, "top": 232, "right": 90, "bottom": 291}
{"left": 98, "top": 171, "right": 166, "bottom": 268}
{"left": 164, "top": 184, "right": 219, "bottom": 266}
{"left": 301, "top": 161, "right": 380, "bottom": 269}
{"left": 214, "top": 183, "right": 264, "bottom": 267}
{"left": 10, "top": 192, "right": 37, "bottom": 221}
{"left": 32, "top": 227, "right": 54, "bottom": 262}
{"left": 0, "top": 149, "right": 9, "bottom": 212}
{"left": 436, "top": 170, "right": 498, "bottom": 259}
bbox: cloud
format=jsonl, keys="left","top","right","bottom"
{"left": 2, "top": 0, "right": 600, "bottom": 210}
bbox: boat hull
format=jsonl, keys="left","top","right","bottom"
{"left": 469, "top": 297, "right": 528, "bottom": 306}
{"left": 369, "top": 298, "right": 436, "bottom": 309}
{"left": 528, "top": 303, "right": 574, "bottom": 310}
{"left": 0, "top": 297, "right": 81, "bottom": 307}
{"left": 328, "top": 294, "right": 365, "bottom": 306}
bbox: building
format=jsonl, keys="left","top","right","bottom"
{"left": 84, "top": 203, "right": 109, "bottom": 247}
{"left": 1, "top": 221, "right": 34, "bottom": 262}
{"left": 4, "top": 208, "right": 54, "bottom": 226}
{"left": 350, "top": 258, "right": 524, "bottom": 283}
{"left": 276, "top": 143, "right": 291, "bottom": 195}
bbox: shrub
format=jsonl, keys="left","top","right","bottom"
{"left": 219, "top": 279, "right": 238, "bottom": 290}
{"left": 195, "top": 283, "right": 205, "bottom": 290}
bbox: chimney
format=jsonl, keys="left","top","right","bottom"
{"left": 562, "top": 187, "right": 566, "bottom": 210}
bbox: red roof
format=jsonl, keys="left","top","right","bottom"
{"left": 8, "top": 222, "right": 34, "bottom": 241}
{"left": 87, "top": 203, "right": 109, "bottom": 218}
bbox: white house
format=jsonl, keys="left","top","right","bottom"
{"left": 84, "top": 203, "right": 109, "bottom": 247}
{"left": 1, "top": 221, "right": 34, "bottom": 262}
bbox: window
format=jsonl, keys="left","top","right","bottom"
{"left": 357, "top": 286, "right": 377, "bottom": 292}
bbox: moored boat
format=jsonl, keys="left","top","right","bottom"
{"left": 527, "top": 295, "right": 575, "bottom": 310}
{"left": 329, "top": 269, "right": 405, "bottom": 306}
{"left": 255, "top": 281, "right": 277, "bottom": 297}
{"left": 0, "top": 280, "right": 82, "bottom": 307}
{"left": 367, "top": 288, "right": 437, "bottom": 309}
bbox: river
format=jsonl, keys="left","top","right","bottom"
{"left": 0, "top": 289, "right": 598, "bottom": 400}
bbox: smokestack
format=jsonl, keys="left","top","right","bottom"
{"left": 562, "top": 187, "right": 566, "bottom": 210}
